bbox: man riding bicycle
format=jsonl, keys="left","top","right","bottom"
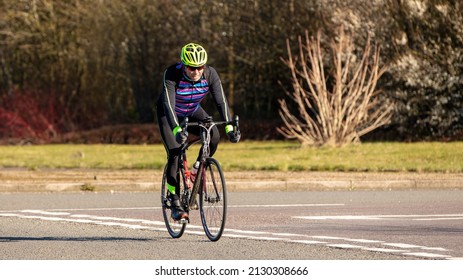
{"left": 156, "top": 43, "right": 240, "bottom": 221}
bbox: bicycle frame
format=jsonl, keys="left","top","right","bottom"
{"left": 181, "top": 119, "right": 228, "bottom": 211}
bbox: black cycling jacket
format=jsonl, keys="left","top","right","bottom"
{"left": 158, "top": 63, "right": 232, "bottom": 131}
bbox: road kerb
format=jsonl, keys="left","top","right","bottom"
{"left": 1, "top": 179, "right": 463, "bottom": 192}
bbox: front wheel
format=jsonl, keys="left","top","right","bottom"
{"left": 199, "top": 158, "right": 227, "bottom": 241}
{"left": 161, "top": 164, "right": 186, "bottom": 238}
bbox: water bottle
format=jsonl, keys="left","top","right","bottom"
{"left": 190, "top": 161, "right": 199, "bottom": 184}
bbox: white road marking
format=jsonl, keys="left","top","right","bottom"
{"left": 383, "top": 243, "right": 423, "bottom": 249}
{"left": 420, "top": 247, "right": 449, "bottom": 252}
{"left": 344, "top": 238, "right": 384, "bottom": 243}
{"left": 19, "top": 207, "right": 160, "bottom": 212}
{"left": 403, "top": 252, "right": 453, "bottom": 258}
{"left": 290, "top": 240, "right": 327, "bottom": 245}
{"left": 1, "top": 209, "right": 459, "bottom": 260}
{"left": 229, "top": 204, "right": 345, "bottom": 208}
{"left": 294, "top": 214, "right": 463, "bottom": 221}
{"left": 328, "top": 244, "right": 366, "bottom": 249}
{"left": 415, "top": 217, "right": 463, "bottom": 221}
{"left": 21, "top": 210, "right": 71, "bottom": 216}
{"left": 384, "top": 243, "right": 449, "bottom": 252}
{"left": 364, "top": 248, "right": 408, "bottom": 253}
{"left": 298, "top": 215, "right": 382, "bottom": 220}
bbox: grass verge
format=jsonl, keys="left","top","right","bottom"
{"left": 0, "top": 141, "right": 462, "bottom": 173}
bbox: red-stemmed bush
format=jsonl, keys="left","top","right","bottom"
{"left": 0, "top": 90, "right": 64, "bottom": 143}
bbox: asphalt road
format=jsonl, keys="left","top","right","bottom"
{"left": 1, "top": 190, "right": 462, "bottom": 260}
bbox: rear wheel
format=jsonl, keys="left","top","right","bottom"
{"left": 199, "top": 158, "right": 227, "bottom": 241}
{"left": 161, "top": 164, "right": 186, "bottom": 238}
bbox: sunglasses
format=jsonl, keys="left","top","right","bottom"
{"left": 186, "top": 65, "right": 204, "bottom": 71}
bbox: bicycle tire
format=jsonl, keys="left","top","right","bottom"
{"left": 161, "top": 164, "right": 186, "bottom": 238}
{"left": 199, "top": 157, "right": 227, "bottom": 241}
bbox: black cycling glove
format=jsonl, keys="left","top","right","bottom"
{"left": 174, "top": 127, "right": 188, "bottom": 144}
{"left": 226, "top": 124, "right": 241, "bottom": 143}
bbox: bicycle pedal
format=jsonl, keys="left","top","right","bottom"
{"left": 207, "top": 197, "right": 219, "bottom": 203}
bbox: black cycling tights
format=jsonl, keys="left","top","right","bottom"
{"left": 157, "top": 104, "right": 220, "bottom": 194}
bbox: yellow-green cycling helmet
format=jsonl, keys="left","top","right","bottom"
{"left": 180, "top": 43, "right": 208, "bottom": 67}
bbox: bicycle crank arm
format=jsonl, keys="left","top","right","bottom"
{"left": 178, "top": 218, "right": 189, "bottom": 224}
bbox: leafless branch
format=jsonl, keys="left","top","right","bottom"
{"left": 279, "top": 27, "right": 392, "bottom": 147}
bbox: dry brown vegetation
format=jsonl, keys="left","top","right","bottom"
{"left": 0, "top": 0, "right": 462, "bottom": 143}
{"left": 279, "top": 29, "right": 392, "bottom": 146}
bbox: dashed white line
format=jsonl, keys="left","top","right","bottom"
{"left": 290, "top": 240, "right": 327, "bottom": 245}
{"left": 344, "top": 238, "right": 383, "bottom": 243}
{"left": 403, "top": 252, "right": 453, "bottom": 258}
{"left": 364, "top": 248, "right": 408, "bottom": 253}
{"left": 328, "top": 244, "right": 366, "bottom": 249}
{"left": 21, "top": 210, "right": 71, "bottom": 216}
{"left": 383, "top": 243, "right": 423, "bottom": 249}
{"left": 1, "top": 209, "right": 459, "bottom": 260}
{"left": 229, "top": 204, "right": 345, "bottom": 208}
{"left": 294, "top": 214, "right": 463, "bottom": 221}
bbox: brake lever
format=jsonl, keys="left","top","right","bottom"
{"left": 233, "top": 115, "right": 239, "bottom": 131}
{"left": 181, "top": 117, "right": 189, "bottom": 130}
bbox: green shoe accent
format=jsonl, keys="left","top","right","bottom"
{"left": 167, "top": 183, "right": 176, "bottom": 195}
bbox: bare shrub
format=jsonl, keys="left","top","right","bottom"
{"left": 278, "top": 28, "right": 392, "bottom": 147}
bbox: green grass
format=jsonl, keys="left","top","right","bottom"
{"left": 216, "top": 141, "right": 463, "bottom": 173}
{"left": 0, "top": 141, "right": 462, "bottom": 172}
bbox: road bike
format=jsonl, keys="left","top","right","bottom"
{"left": 161, "top": 115, "right": 239, "bottom": 241}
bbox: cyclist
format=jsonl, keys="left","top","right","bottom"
{"left": 156, "top": 42, "right": 240, "bottom": 221}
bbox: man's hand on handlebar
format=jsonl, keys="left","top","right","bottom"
{"left": 173, "top": 124, "right": 188, "bottom": 145}
{"left": 175, "top": 130, "right": 188, "bottom": 144}
{"left": 227, "top": 130, "right": 240, "bottom": 143}
{"left": 226, "top": 115, "right": 241, "bottom": 143}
